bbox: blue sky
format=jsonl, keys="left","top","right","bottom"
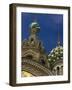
{"left": 21, "top": 12, "right": 63, "bottom": 53}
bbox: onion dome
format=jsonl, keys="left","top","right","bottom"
{"left": 48, "top": 45, "right": 63, "bottom": 63}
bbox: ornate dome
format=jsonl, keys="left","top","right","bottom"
{"left": 48, "top": 45, "right": 63, "bottom": 63}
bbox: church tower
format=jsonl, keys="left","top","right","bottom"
{"left": 22, "top": 21, "right": 47, "bottom": 62}
{"left": 21, "top": 21, "right": 52, "bottom": 77}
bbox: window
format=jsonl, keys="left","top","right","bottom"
{"left": 57, "top": 66, "right": 59, "bottom": 75}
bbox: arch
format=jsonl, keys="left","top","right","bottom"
{"left": 22, "top": 49, "right": 40, "bottom": 60}
{"left": 22, "top": 58, "right": 53, "bottom": 76}
{"left": 25, "top": 55, "right": 33, "bottom": 59}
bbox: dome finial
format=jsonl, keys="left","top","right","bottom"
{"left": 29, "top": 21, "right": 40, "bottom": 35}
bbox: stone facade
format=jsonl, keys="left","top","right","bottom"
{"left": 21, "top": 21, "right": 63, "bottom": 77}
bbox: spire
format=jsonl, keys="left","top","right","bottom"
{"left": 57, "top": 17, "right": 60, "bottom": 46}
{"left": 57, "top": 28, "right": 60, "bottom": 46}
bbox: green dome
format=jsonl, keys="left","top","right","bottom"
{"left": 48, "top": 45, "right": 63, "bottom": 63}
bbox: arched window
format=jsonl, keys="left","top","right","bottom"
{"left": 61, "top": 66, "right": 63, "bottom": 75}
{"left": 40, "top": 59, "right": 45, "bottom": 65}
{"left": 57, "top": 66, "right": 60, "bottom": 75}
{"left": 26, "top": 55, "right": 33, "bottom": 59}
{"left": 31, "top": 38, "right": 34, "bottom": 42}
